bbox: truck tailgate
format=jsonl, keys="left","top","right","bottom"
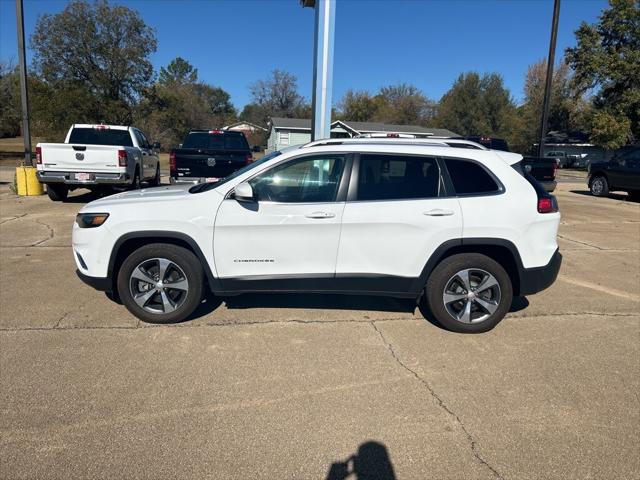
{"left": 173, "top": 148, "right": 248, "bottom": 179}
{"left": 39, "top": 143, "right": 123, "bottom": 173}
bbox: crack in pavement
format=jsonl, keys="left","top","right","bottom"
{"left": 31, "top": 218, "right": 55, "bottom": 247}
{"left": 370, "top": 321, "right": 503, "bottom": 479}
{"left": 557, "top": 234, "right": 607, "bottom": 250}
{"left": 1, "top": 311, "right": 637, "bottom": 333}
{"left": 0, "top": 214, "right": 27, "bottom": 225}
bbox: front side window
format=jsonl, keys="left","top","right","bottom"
{"left": 357, "top": 154, "right": 440, "bottom": 201}
{"left": 250, "top": 155, "right": 345, "bottom": 203}
{"left": 444, "top": 158, "right": 500, "bottom": 195}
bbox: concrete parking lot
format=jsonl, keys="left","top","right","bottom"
{"left": 1, "top": 172, "right": 639, "bottom": 479}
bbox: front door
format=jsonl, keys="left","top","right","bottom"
{"left": 335, "top": 154, "right": 462, "bottom": 290}
{"left": 214, "top": 154, "right": 348, "bottom": 288}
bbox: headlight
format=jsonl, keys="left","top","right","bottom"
{"left": 76, "top": 213, "right": 109, "bottom": 228}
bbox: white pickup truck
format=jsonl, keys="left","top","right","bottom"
{"left": 36, "top": 124, "right": 161, "bottom": 201}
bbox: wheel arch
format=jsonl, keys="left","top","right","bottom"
{"left": 415, "top": 238, "right": 525, "bottom": 296}
{"left": 108, "top": 231, "right": 221, "bottom": 293}
{"left": 588, "top": 170, "right": 608, "bottom": 186}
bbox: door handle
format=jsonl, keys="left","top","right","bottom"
{"left": 305, "top": 211, "right": 336, "bottom": 219}
{"left": 423, "top": 209, "right": 454, "bottom": 216}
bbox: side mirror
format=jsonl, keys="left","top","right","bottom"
{"left": 153, "top": 142, "right": 161, "bottom": 150}
{"left": 234, "top": 182, "right": 254, "bottom": 202}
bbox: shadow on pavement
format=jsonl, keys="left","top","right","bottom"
{"left": 326, "top": 441, "right": 396, "bottom": 480}
{"left": 223, "top": 293, "right": 416, "bottom": 313}
{"left": 570, "top": 190, "right": 639, "bottom": 203}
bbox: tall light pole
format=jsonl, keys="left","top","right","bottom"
{"left": 302, "top": 0, "right": 336, "bottom": 141}
{"left": 16, "top": 0, "right": 32, "bottom": 166}
{"left": 538, "top": 0, "right": 561, "bottom": 157}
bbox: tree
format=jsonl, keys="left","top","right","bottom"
{"left": 337, "top": 90, "right": 379, "bottom": 122}
{"left": 30, "top": 0, "right": 157, "bottom": 124}
{"left": 159, "top": 57, "right": 198, "bottom": 86}
{"left": 374, "top": 83, "right": 436, "bottom": 125}
{"left": 248, "top": 69, "right": 307, "bottom": 122}
{"left": 566, "top": 0, "right": 640, "bottom": 147}
{"left": 0, "top": 62, "right": 21, "bottom": 138}
{"left": 511, "top": 60, "right": 591, "bottom": 152}
{"left": 435, "top": 72, "right": 516, "bottom": 140}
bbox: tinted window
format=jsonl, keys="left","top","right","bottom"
{"left": 357, "top": 154, "right": 440, "bottom": 201}
{"left": 182, "top": 132, "right": 248, "bottom": 150}
{"left": 250, "top": 155, "right": 344, "bottom": 203}
{"left": 68, "top": 128, "right": 133, "bottom": 147}
{"left": 445, "top": 158, "right": 500, "bottom": 195}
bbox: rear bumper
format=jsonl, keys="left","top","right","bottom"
{"left": 76, "top": 270, "right": 111, "bottom": 292}
{"left": 519, "top": 249, "right": 562, "bottom": 296}
{"left": 37, "top": 171, "right": 130, "bottom": 185}
{"left": 170, "top": 176, "right": 223, "bottom": 185}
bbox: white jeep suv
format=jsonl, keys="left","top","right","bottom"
{"left": 73, "top": 139, "right": 561, "bottom": 333}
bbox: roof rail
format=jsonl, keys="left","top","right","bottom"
{"left": 301, "top": 137, "right": 488, "bottom": 150}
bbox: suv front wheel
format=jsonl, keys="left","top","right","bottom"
{"left": 117, "top": 243, "right": 204, "bottom": 323}
{"left": 425, "top": 253, "right": 513, "bottom": 333}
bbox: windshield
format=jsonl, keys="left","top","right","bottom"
{"left": 189, "top": 150, "right": 283, "bottom": 193}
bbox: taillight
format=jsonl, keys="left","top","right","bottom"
{"left": 245, "top": 153, "right": 252, "bottom": 165}
{"left": 169, "top": 152, "right": 176, "bottom": 173}
{"left": 118, "top": 149, "right": 127, "bottom": 167}
{"left": 537, "top": 197, "right": 558, "bottom": 214}
{"left": 36, "top": 146, "right": 42, "bottom": 165}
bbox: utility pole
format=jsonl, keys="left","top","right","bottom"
{"left": 302, "top": 0, "right": 336, "bottom": 141}
{"left": 16, "top": 0, "right": 32, "bottom": 166}
{"left": 538, "top": 0, "right": 561, "bottom": 158}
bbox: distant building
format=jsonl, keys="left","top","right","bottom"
{"left": 266, "top": 117, "right": 459, "bottom": 152}
{"left": 537, "top": 130, "right": 610, "bottom": 161}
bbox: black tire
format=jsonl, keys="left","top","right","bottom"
{"left": 150, "top": 164, "right": 161, "bottom": 187}
{"left": 590, "top": 175, "right": 609, "bottom": 197}
{"left": 628, "top": 190, "right": 640, "bottom": 202}
{"left": 424, "top": 253, "right": 513, "bottom": 333}
{"left": 130, "top": 168, "right": 141, "bottom": 190}
{"left": 117, "top": 243, "right": 204, "bottom": 324}
{"left": 46, "top": 184, "right": 68, "bottom": 201}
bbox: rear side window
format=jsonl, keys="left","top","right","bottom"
{"left": 444, "top": 158, "right": 500, "bottom": 195}
{"left": 357, "top": 154, "right": 440, "bottom": 201}
{"left": 182, "top": 132, "right": 249, "bottom": 150}
{"left": 68, "top": 128, "right": 133, "bottom": 147}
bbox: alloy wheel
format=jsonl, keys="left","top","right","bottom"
{"left": 129, "top": 257, "right": 189, "bottom": 314}
{"left": 442, "top": 268, "right": 501, "bottom": 324}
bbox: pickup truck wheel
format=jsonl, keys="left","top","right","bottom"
{"left": 590, "top": 175, "right": 609, "bottom": 197}
{"left": 150, "top": 165, "right": 161, "bottom": 186}
{"left": 131, "top": 168, "right": 141, "bottom": 190}
{"left": 424, "top": 253, "right": 513, "bottom": 333}
{"left": 117, "top": 244, "right": 204, "bottom": 324}
{"left": 46, "top": 184, "right": 68, "bottom": 201}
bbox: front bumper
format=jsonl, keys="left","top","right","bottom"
{"left": 37, "top": 171, "right": 131, "bottom": 186}
{"left": 519, "top": 249, "right": 562, "bottom": 296}
{"left": 76, "top": 269, "right": 111, "bottom": 292}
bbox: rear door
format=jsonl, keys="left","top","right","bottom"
{"left": 175, "top": 131, "right": 249, "bottom": 180}
{"left": 335, "top": 153, "right": 462, "bottom": 288}
{"left": 214, "top": 153, "right": 349, "bottom": 285}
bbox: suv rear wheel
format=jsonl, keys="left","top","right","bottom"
{"left": 117, "top": 243, "right": 204, "bottom": 323}
{"left": 425, "top": 253, "right": 513, "bottom": 333}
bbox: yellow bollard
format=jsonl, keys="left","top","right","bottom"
{"left": 15, "top": 166, "right": 45, "bottom": 196}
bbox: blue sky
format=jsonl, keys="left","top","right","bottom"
{"left": 0, "top": 0, "right": 607, "bottom": 110}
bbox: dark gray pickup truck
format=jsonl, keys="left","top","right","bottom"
{"left": 170, "top": 129, "right": 252, "bottom": 184}
{"left": 521, "top": 157, "right": 558, "bottom": 192}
